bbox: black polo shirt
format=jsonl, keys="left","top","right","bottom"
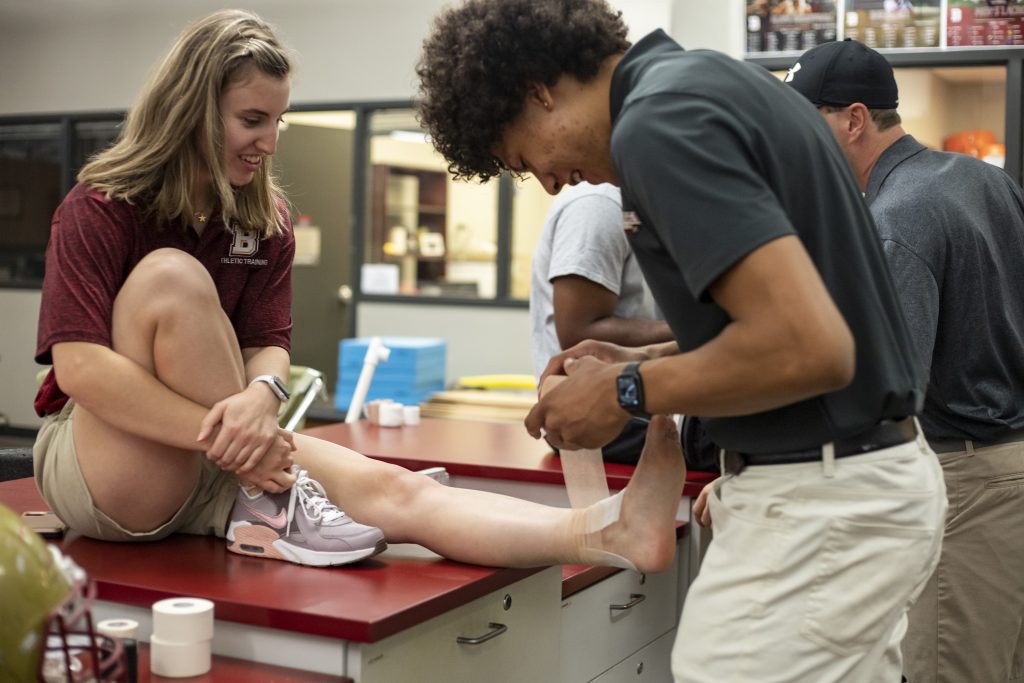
{"left": 609, "top": 31, "right": 921, "bottom": 454}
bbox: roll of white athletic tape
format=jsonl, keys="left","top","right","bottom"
{"left": 151, "top": 597, "right": 214, "bottom": 643}
{"left": 402, "top": 405, "right": 420, "bottom": 426}
{"left": 95, "top": 618, "right": 140, "bottom": 640}
{"left": 149, "top": 634, "right": 212, "bottom": 678}
{"left": 379, "top": 401, "right": 404, "bottom": 427}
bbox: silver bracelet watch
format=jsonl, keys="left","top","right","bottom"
{"left": 249, "top": 374, "right": 290, "bottom": 402}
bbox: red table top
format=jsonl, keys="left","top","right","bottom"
{"left": 0, "top": 476, "right": 544, "bottom": 643}
{"left": 301, "top": 418, "right": 716, "bottom": 497}
{"left": 1, "top": 418, "right": 713, "bottom": 644}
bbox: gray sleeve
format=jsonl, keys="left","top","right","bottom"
{"left": 882, "top": 238, "right": 939, "bottom": 378}
{"left": 547, "top": 193, "right": 628, "bottom": 296}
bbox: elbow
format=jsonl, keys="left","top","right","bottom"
{"left": 53, "top": 357, "right": 87, "bottom": 401}
{"left": 52, "top": 348, "right": 101, "bottom": 405}
{"left": 809, "top": 325, "right": 856, "bottom": 394}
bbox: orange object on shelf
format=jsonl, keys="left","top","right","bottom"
{"left": 942, "top": 129, "right": 998, "bottom": 159}
{"left": 981, "top": 143, "right": 1006, "bottom": 168}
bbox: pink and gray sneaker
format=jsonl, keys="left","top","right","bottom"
{"left": 226, "top": 468, "right": 386, "bottom": 566}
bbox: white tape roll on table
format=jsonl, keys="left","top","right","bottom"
{"left": 96, "top": 618, "right": 139, "bottom": 640}
{"left": 150, "top": 635, "right": 212, "bottom": 678}
{"left": 378, "top": 401, "right": 404, "bottom": 427}
{"left": 152, "top": 597, "right": 214, "bottom": 643}
{"left": 402, "top": 404, "right": 421, "bottom": 426}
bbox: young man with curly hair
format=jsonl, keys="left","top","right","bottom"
{"left": 418, "top": 2, "right": 946, "bottom": 681}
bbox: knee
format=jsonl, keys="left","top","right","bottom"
{"left": 122, "top": 249, "right": 218, "bottom": 310}
{"left": 381, "top": 466, "right": 434, "bottom": 510}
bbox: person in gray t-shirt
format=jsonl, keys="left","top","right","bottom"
{"left": 530, "top": 182, "right": 674, "bottom": 464}
{"left": 789, "top": 39, "right": 1024, "bottom": 683}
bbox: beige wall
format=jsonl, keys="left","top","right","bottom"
{"left": 0, "top": 0, "right": 693, "bottom": 115}
{"left": 0, "top": 290, "right": 44, "bottom": 428}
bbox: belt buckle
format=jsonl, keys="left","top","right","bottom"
{"left": 722, "top": 451, "right": 746, "bottom": 475}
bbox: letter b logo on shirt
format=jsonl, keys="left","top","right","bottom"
{"left": 230, "top": 227, "right": 259, "bottom": 256}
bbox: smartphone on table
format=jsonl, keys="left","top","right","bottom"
{"left": 21, "top": 510, "right": 67, "bottom": 538}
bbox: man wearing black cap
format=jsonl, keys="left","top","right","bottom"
{"left": 418, "top": 2, "right": 946, "bottom": 681}
{"left": 789, "top": 38, "right": 1024, "bottom": 683}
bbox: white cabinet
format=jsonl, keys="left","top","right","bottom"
{"left": 560, "top": 546, "right": 680, "bottom": 682}
{"left": 592, "top": 630, "right": 676, "bottom": 683}
{"left": 346, "top": 566, "right": 562, "bottom": 683}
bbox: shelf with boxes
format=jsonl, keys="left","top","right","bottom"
{"left": 334, "top": 337, "right": 447, "bottom": 415}
{"left": 745, "top": 1, "right": 1024, "bottom": 55}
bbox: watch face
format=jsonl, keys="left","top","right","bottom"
{"left": 617, "top": 375, "right": 641, "bottom": 407}
{"left": 272, "top": 377, "right": 290, "bottom": 400}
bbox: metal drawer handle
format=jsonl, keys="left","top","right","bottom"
{"left": 610, "top": 593, "right": 646, "bottom": 612}
{"left": 456, "top": 622, "right": 508, "bottom": 645}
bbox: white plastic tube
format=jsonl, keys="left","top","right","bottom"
{"left": 345, "top": 337, "right": 391, "bottom": 423}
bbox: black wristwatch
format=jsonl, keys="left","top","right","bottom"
{"left": 616, "top": 362, "right": 650, "bottom": 418}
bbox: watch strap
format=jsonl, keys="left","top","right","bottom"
{"left": 249, "top": 374, "right": 290, "bottom": 402}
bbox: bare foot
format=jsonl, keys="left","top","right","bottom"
{"left": 599, "top": 415, "right": 686, "bottom": 572}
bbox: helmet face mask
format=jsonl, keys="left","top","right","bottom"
{"left": 0, "top": 505, "right": 125, "bottom": 682}
{"left": 40, "top": 578, "right": 125, "bottom": 683}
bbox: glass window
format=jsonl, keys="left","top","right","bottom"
{"left": 0, "top": 122, "right": 63, "bottom": 285}
{"left": 73, "top": 119, "right": 122, "bottom": 177}
{"left": 363, "top": 108, "right": 499, "bottom": 299}
{"left": 510, "top": 175, "right": 557, "bottom": 301}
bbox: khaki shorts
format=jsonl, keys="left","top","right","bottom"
{"left": 33, "top": 399, "right": 238, "bottom": 541}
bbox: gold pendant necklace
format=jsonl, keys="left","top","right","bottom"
{"left": 193, "top": 211, "right": 209, "bottom": 224}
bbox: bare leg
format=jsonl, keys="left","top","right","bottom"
{"left": 73, "top": 249, "right": 245, "bottom": 531}
{"left": 292, "top": 416, "right": 685, "bottom": 571}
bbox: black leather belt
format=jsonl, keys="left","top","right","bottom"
{"left": 725, "top": 417, "right": 917, "bottom": 472}
{"left": 928, "top": 427, "right": 1024, "bottom": 454}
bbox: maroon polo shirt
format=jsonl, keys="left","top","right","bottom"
{"left": 34, "top": 183, "right": 295, "bottom": 417}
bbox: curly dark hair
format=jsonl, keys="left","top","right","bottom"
{"left": 417, "top": 0, "right": 629, "bottom": 182}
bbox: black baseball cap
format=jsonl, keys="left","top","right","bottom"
{"left": 785, "top": 38, "right": 899, "bottom": 109}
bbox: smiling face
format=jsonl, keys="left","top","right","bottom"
{"left": 218, "top": 69, "right": 290, "bottom": 188}
{"left": 492, "top": 79, "right": 617, "bottom": 195}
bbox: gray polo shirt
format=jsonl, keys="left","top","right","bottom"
{"left": 867, "top": 135, "right": 1024, "bottom": 441}
{"left": 609, "top": 31, "right": 921, "bottom": 454}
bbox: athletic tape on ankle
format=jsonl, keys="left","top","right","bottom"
{"left": 563, "top": 449, "right": 633, "bottom": 570}
{"left": 560, "top": 448, "right": 610, "bottom": 508}
{"left": 579, "top": 489, "right": 623, "bottom": 533}
{"left": 539, "top": 377, "right": 632, "bottom": 569}
{"left": 578, "top": 491, "right": 636, "bottom": 571}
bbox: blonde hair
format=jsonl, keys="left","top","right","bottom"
{"left": 78, "top": 9, "right": 292, "bottom": 237}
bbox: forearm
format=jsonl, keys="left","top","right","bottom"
{"left": 241, "top": 345, "right": 291, "bottom": 416}
{"left": 639, "top": 340, "right": 680, "bottom": 360}
{"left": 242, "top": 345, "right": 290, "bottom": 381}
{"left": 641, "top": 318, "right": 850, "bottom": 417}
{"left": 566, "top": 317, "right": 675, "bottom": 350}
{"left": 56, "top": 346, "right": 213, "bottom": 451}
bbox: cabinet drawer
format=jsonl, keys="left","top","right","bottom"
{"left": 560, "top": 546, "right": 679, "bottom": 683}
{"left": 349, "top": 566, "right": 561, "bottom": 683}
{"left": 592, "top": 629, "right": 675, "bottom": 683}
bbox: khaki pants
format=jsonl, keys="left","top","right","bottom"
{"left": 33, "top": 400, "right": 238, "bottom": 541}
{"left": 902, "top": 440, "right": 1024, "bottom": 683}
{"left": 673, "top": 436, "right": 946, "bottom": 683}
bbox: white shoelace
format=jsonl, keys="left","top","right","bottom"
{"left": 284, "top": 469, "right": 347, "bottom": 536}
